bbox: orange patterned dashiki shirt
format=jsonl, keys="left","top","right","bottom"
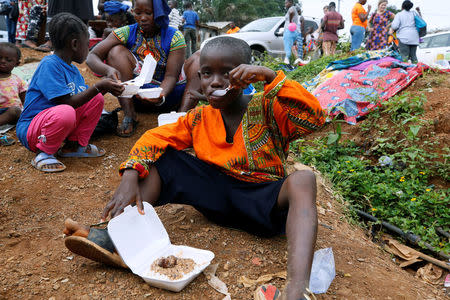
{"left": 119, "top": 71, "right": 325, "bottom": 183}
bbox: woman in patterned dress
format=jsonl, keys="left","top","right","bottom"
{"left": 366, "top": 0, "right": 395, "bottom": 50}
{"left": 15, "top": 0, "right": 47, "bottom": 47}
{"left": 87, "top": 0, "right": 186, "bottom": 137}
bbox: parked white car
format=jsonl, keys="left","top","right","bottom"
{"left": 202, "top": 16, "right": 320, "bottom": 61}
{"left": 417, "top": 31, "right": 450, "bottom": 68}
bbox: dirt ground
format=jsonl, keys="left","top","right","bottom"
{"left": 0, "top": 49, "right": 448, "bottom": 299}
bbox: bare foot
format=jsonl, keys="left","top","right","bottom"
{"left": 63, "top": 218, "right": 90, "bottom": 237}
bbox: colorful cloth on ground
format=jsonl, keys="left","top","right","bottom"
{"left": 113, "top": 24, "right": 186, "bottom": 82}
{"left": 327, "top": 49, "right": 402, "bottom": 70}
{"left": 313, "top": 61, "right": 427, "bottom": 124}
{"left": 0, "top": 74, "right": 27, "bottom": 108}
{"left": 348, "top": 56, "right": 399, "bottom": 71}
{"left": 351, "top": 2, "right": 368, "bottom": 28}
{"left": 15, "top": 0, "right": 46, "bottom": 41}
{"left": 119, "top": 71, "right": 325, "bottom": 182}
{"left": 366, "top": 11, "right": 395, "bottom": 50}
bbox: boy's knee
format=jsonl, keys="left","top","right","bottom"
{"left": 291, "top": 169, "right": 316, "bottom": 185}
{"left": 286, "top": 169, "right": 316, "bottom": 194}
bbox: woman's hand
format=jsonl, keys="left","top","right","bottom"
{"left": 96, "top": 78, "right": 124, "bottom": 96}
{"left": 101, "top": 170, "right": 144, "bottom": 221}
{"left": 105, "top": 67, "right": 122, "bottom": 81}
{"left": 229, "top": 65, "right": 277, "bottom": 88}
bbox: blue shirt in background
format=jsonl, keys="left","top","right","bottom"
{"left": 182, "top": 10, "right": 198, "bottom": 30}
{"left": 16, "top": 55, "right": 88, "bottom": 149}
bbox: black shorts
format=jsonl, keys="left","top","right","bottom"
{"left": 154, "top": 148, "right": 288, "bottom": 237}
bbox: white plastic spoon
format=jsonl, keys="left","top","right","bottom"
{"left": 211, "top": 86, "right": 233, "bottom": 97}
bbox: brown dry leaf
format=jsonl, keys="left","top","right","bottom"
{"left": 238, "top": 271, "right": 287, "bottom": 288}
{"left": 416, "top": 263, "right": 444, "bottom": 285}
{"left": 382, "top": 236, "right": 422, "bottom": 266}
{"left": 203, "top": 264, "right": 231, "bottom": 300}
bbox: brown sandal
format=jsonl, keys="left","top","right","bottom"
{"left": 116, "top": 116, "right": 138, "bottom": 137}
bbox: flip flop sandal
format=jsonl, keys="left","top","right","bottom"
{"left": 65, "top": 228, "right": 128, "bottom": 269}
{"left": 116, "top": 116, "right": 138, "bottom": 138}
{"left": 35, "top": 44, "right": 52, "bottom": 52}
{"left": 0, "top": 135, "right": 15, "bottom": 146}
{"left": 57, "top": 144, "right": 106, "bottom": 158}
{"left": 31, "top": 152, "right": 66, "bottom": 173}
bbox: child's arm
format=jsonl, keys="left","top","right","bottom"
{"left": 101, "top": 110, "right": 197, "bottom": 219}
{"left": 118, "top": 108, "right": 198, "bottom": 178}
{"left": 229, "top": 65, "right": 325, "bottom": 139}
{"left": 56, "top": 78, "right": 124, "bottom": 108}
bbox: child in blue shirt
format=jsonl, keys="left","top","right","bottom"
{"left": 16, "top": 13, "right": 124, "bottom": 173}
{"left": 182, "top": 1, "right": 199, "bottom": 58}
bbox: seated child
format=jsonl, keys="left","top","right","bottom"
{"left": 63, "top": 36, "right": 325, "bottom": 299}
{"left": 0, "top": 42, "right": 27, "bottom": 145}
{"left": 16, "top": 13, "right": 124, "bottom": 172}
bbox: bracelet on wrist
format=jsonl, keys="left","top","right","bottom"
{"left": 93, "top": 84, "right": 101, "bottom": 94}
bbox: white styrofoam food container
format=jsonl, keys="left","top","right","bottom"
{"left": 121, "top": 54, "right": 157, "bottom": 97}
{"left": 158, "top": 111, "right": 187, "bottom": 126}
{"left": 137, "top": 87, "right": 163, "bottom": 99}
{"left": 107, "top": 203, "right": 214, "bottom": 292}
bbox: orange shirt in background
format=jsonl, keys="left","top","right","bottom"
{"left": 226, "top": 27, "right": 240, "bottom": 34}
{"left": 352, "top": 3, "right": 368, "bottom": 28}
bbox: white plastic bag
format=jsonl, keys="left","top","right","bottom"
{"left": 309, "top": 247, "right": 335, "bottom": 294}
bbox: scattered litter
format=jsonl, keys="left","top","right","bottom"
{"left": 203, "top": 264, "right": 231, "bottom": 300}
{"left": 309, "top": 248, "right": 336, "bottom": 294}
{"left": 416, "top": 263, "right": 443, "bottom": 285}
{"left": 238, "top": 271, "right": 287, "bottom": 288}
{"left": 61, "top": 278, "right": 69, "bottom": 283}
{"left": 344, "top": 273, "right": 351, "bottom": 277}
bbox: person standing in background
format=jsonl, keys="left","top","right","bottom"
{"left": 226, "top": 21, "right": 240, "bottom": 34}
{"left": 321, "top": 1, "right": 344, "bottom": 56}
{"left": 366, "top": 0, "right": 395, "bottom": 50}
{"left": 2, "top": 0, "right": 19, "bottom": 43}
{"left": 182, "top": 1, "right": 198, "bottom": 58}
{"left": 15, "top": 0, "right": 47, "bottom": 48}
{"left": 390, "top": 0, "right": 419, "bottom": 63}
{"left": 168, "top": 0, "right": 182, "bottom": 30}
{"left": 294, "top": 5, "right": 305, "bottom": 61}
{"left": 283, "top": 0, "right": 299, "bottom": 64}
{"left": 350, "top": 0, "right": 371, "bottom": 51}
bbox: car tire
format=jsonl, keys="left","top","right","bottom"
{"left": 251, "top": 48, "right": 265, "bottom": 65}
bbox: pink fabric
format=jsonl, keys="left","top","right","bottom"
{"left": 26, "top": 94, "right": 104, "bottom": 154}
{"left": 313, "top": 62, "right": 427, "bottom": 124}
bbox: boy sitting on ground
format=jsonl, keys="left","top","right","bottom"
{"left": 64, "top": 36, "right": 325, "bottom": 300}
{"left": 0, "top": 42, "right": 26, "bottom": 146}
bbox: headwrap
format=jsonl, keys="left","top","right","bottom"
{"left": 151, "top": 0, "right": 171, "bottom": 28}
{"left": 104, "top": 1, "right": 129, "bottom": 15}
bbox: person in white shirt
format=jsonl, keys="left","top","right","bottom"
{"left": 168, "top": 0, "right": 182, "bottom": 30}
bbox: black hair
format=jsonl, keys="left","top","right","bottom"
{"left": 169, "top": 0, "right": 177, "bottom": 7}
{"left": 286, "top": 0, "right": 294, "bottom": 4}
{"left": 49, "top": 13, "right": 88, "bottom": 50}
{"left": 202, "top": 36, "right": 251, "bottom": 65}
{"left": 402, "top": 0, "right": 413, "bottom": 11}
{"left": 0, "top": 42, "right": 21, "bottom": 62}
{"left": 329, "top": 2, "right": 336, "bottom": 8}
{"left": 184, "top": 1, "right": 192, "bottom": 9}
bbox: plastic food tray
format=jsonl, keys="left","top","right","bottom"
{"left": 157, "top": 111, "right": 187, "bottom": 126}
{"left": 108, "top": 203, "right": 214, "bottom": 292}
{"left": 121, "top": 54, "right": 157, "bottom": 97}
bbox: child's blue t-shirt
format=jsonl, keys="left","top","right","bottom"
{"left": 182, "top": 10, "right": 198, "bottom": 30}
{"left": 16, "top": 54, "right": 88, "bottom": 149}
